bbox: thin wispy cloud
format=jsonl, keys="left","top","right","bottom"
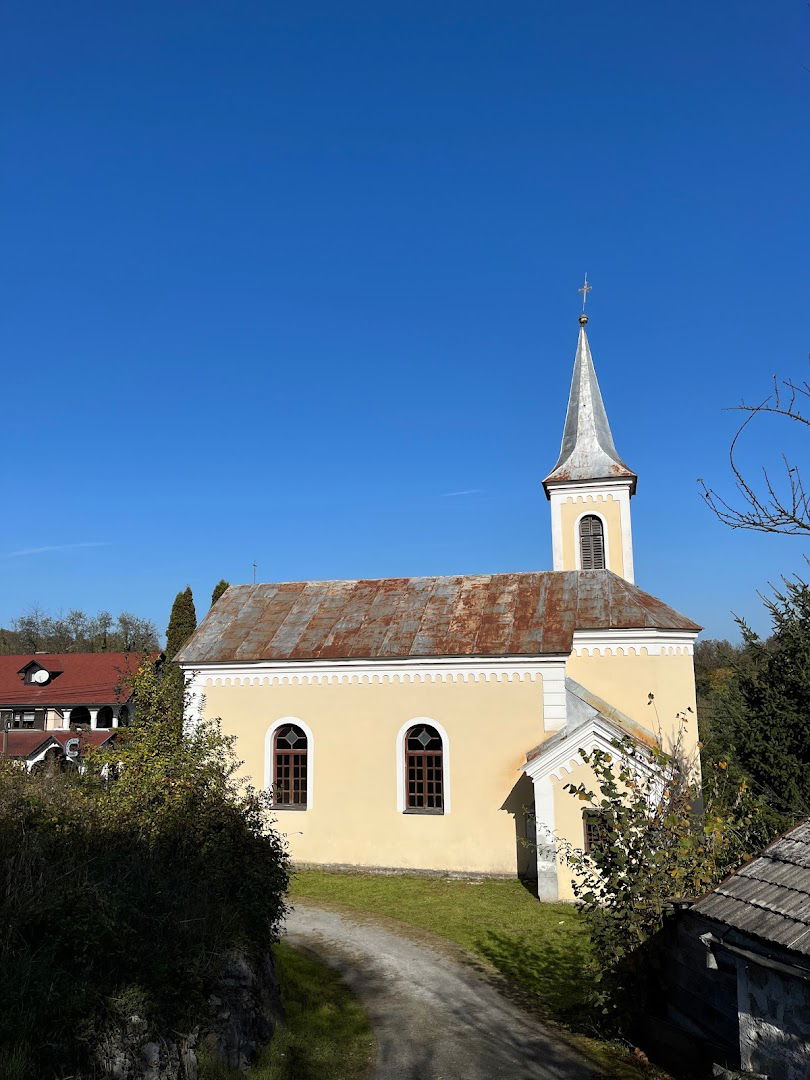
{"left": 440, "top": 488, "right": 485, "bottom": 498}
{"left": 4, "top": 541, "right": 112, "bottom": 559}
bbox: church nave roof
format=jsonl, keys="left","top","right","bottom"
{"left": 177, "top": 570, "right": 700, "bottom": 665}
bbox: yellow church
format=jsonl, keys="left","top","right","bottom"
{"left": 178, "top": 312, "right": 700, "bottom": 900}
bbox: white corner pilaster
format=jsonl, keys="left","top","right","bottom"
{"left": 542, "top": 660, "right": 567, "bottom": 731}
{"left": 182, "top": 670, "right": 205, "bottom": 735}
{"left": 531, "top": 774, "right": 558, "bottom": 900}
{"left": 549, "top": 489, "right": 565, "bottom": 572}
{"left": 618, "top": 486, "right": 635, "bottom": 583}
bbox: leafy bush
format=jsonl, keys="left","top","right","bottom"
{"left": 560, "top": 729, "right": 768, "bottom": 1031}
{"left": 0, "top": 669, "right": 289, "bottom": 1078}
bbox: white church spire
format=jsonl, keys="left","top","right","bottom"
{"left": 543, "top": 313, "right": 636, "bottom": 494}
{"left": 544, "top": 291, "right": 637, "bottom": 582}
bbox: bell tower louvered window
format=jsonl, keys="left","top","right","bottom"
{"left": 579, "top": 515, "right": 605, "bottom": 570}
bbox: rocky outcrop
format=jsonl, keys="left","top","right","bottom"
{"left": 92, "top": 950, "right": 282, "bottom": 1079}
{"left": 204, "top": 951, "right": 281, "bottom": 1070}
{"left": 96, "top": 1020, "right": 199, "bottom": 1080}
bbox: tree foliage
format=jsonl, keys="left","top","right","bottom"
{"left": 690, "top": 579, "right": 810, "bottom": 832}
{"left": 211, "top": 579, "right": 230, "bottom": 607}
{"left": 0, "top": 660, "right": 289, "bottom": 1079}
{"left": 561, "top": 732, "right": 769, "bottom": 1029}
{"left": 716, "top": 577, "right": 810, "bottom": 821}
{"left": 0, "top": 607, "right": 159, "bottom": 655}
{"left": 166, "top": 586, "right": 197, "bottom": 659}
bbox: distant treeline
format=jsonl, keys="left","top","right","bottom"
{"left": 0, "top": 607, "right": 160, "bottom": 655}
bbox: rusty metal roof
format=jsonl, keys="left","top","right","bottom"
{"left": 694, "top": 820, "right": 810, "bottom": 956}
{"left": 176, "top": 570, "right": 699, "bottom": 665}
{"left": 543, "top": 318, "right": 637, "bottom": 494}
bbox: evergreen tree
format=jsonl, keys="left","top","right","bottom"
{"left": 728, "top": 577, "right": 810, "bottom": 821}
{"left": 211, "top": 579, "right": 230, "bottom": 607}
{"left": 702, "top": 578, "right": 810, "bottom": 832}
{"left": 165, "top": 587, "right": 197, "bottom": 660}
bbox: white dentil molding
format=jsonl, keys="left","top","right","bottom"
{"left": 181, "top": 654, "right": 568, "bottom": 736}
{"left": 572, "top": 628, "right": 697, "bottom": 657}
{"left": 178, "top": 655, "right": 568, "bottom": 688}
{"left": 523, "top": 712, "right": 659, "bottom": 785}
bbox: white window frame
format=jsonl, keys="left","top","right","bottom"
{"left": 264, "top": 716, "right": 314, "bottom": 811}
{"left": 395, "top": 717, "right": 451, "bottom": 814}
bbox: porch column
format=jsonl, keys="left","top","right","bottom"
{"left": 111, "top": 705, "right": 120, "bottom": 729}
{"left": 531, "top": 773, "right": 559, "bottom": 901}
{"left": 89, "top": 708, "right": 99, "bottom": 730}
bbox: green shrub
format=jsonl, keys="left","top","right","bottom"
{"left": 560, "top": 730, "right": 768, "bottom": 1031}
{"left": 0, "top": 693, "right": 289, "bottom": 1078}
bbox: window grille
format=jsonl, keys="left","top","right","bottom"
{"left": 405, "top": 724, "right": 444, "bottom": 813}
{"left": 273, "top": 723, "right": 308, "bottom": 808}
{"left": 583, "top": 810, "right": 608, "bottom": 854}
{"left": 579, "top": 515, "right": 605, "bottom": 570}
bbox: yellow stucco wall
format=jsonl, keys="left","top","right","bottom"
{"left": 201, "top": 675, "right": 546, "bottom": 876}
{"left": 552, "top": 759, "right": 598, "bottom": 900}
{"left": 550, "top": 648, "right": 700, "bottom": 899}
{"left": 195, "top": 644, "right": 698, "bottom": 892}
{"left": 566, "top": 649, "right": 698, "bottom": 753}
{"left": 560, "top": 496, "right": 624, "bottom": 576}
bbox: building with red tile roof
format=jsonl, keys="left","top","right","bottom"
{"left": 0, "top": 651, "right": 145, "bottom": 734}
{"left": 0, "top": 728, "right": 117, "bottom": 771}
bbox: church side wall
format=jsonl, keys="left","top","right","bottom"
{"left": 200, "top": 675, "right": 546, "bottom": 877}
{"left": 565, "top": 649, "right": 698, "bottom": 754}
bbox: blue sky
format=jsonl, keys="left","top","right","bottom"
{"left": 1, "top": 1, "right": 807, "bottom": 641}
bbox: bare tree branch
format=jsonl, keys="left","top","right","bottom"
{"left": 699, "top": 374, "right": 810, "bottom": 535}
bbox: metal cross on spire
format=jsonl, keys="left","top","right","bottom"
{"left": 578, "top": 273, "right": 592, "bottom": 313}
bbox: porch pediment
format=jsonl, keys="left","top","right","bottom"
{"left": 523, "top": 677, "right": 658, "bottom": 783}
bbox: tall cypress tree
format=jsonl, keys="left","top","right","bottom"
{"left": 211, "top": 579, "right": 230, "bottom": 608}
{"left": 166, "top": 586, "right": 197, "bottom": 659}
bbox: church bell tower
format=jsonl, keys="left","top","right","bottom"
{"left": 543, "top": 308, "right": 637, "bottom": 582}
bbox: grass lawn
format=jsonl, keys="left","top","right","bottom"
{"left": 201, "top": 941, "right": 375, "bottom": 1080}
{"left": 290, "top": 869, "right": 667, "bottom": 1080}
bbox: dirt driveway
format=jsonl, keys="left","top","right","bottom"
{"left": 285, "top": 903, "right": 598, "bottom": 1080}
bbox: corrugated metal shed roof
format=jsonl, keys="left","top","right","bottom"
{"left": 694, "top": 820, "right": 810, "bottom": 956}
{"left": 176, "top": 570, "right": 699, "bottom": 664}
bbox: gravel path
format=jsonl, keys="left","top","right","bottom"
{"left": 284, "top": 903, "right": 598, "bottom": 1080}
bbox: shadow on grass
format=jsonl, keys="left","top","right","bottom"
{"left": 476, "top": 929, "right": 591, "bottom": 1024}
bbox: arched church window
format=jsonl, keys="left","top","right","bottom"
{"left": 273, "top": 724, "right": 308, "bottom": 809}
{"left": 579, "top": 515, "right": 605, "bottom": 570}
{"left": 405, "top": 724, "right": 444, "bottom": 813}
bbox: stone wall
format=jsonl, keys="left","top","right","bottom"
{"left": 93, "top": 950, "right": 282, "bottom": 1080}
{"left": 640, "top": 909, "right": 810, "bottom": 1080}
{"left": 739, "top": 961, "right": 810, "bottom": 1080}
